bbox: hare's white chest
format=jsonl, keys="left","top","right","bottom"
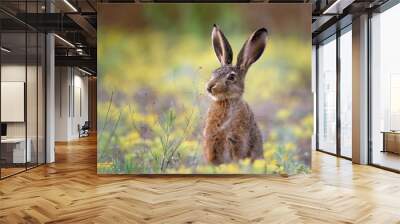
{"left": 219, "top": 105, "right": 236, "bottom": 131}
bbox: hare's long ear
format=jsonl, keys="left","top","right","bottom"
{"left": 212, "top": 24, "right": 233, "bottom": 66}
{"left": 237, "top": 28, "right": 268, "bottom": 70}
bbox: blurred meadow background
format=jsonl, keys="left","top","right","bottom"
{"left": 97, "top": 4, "right": 312, "bottom": 175}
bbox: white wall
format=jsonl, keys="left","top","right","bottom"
{"left": 55, "top": 67, "right": 69, "bottom": 141}
{"left": 1, "top": 82, "right": 25, "bottom": 122}
{"left": 55, "top": 67, "right": 89, "bottom": 141}
{"left": 72, "top": 73, "right": 89, "bottom": 138}
{"left": 1, "top": 65, "right": 26, "bottom": 140}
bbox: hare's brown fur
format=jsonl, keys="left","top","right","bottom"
{"left": 203, "top": 25, "right": 268, "bottom": 165}
{"left": 204, "top": 99, "right": 263, "bottom": 164}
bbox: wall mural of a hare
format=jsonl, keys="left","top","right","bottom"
{"left": 204, "top": 24, "right": 268, "bottom": 165}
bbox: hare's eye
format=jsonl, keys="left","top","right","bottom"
{"left": 227, "top": 73, "right": 235, "bottom": 81}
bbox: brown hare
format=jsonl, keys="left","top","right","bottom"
{"left": 203, "top": 24, "right": 267, "bottom": 165}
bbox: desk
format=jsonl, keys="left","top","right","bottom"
{"left": 382, "top": 131, "right": 400, "bottom": 154}
{"left": 1, "top": 138, "right": 31, "bottom": 163}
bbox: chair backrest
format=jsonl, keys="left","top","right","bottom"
{"left": 82, "top": 121, "right": 90, "bottom": 129}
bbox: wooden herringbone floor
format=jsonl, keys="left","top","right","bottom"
{"left": 1, "top": 135, "right": 400, "bottom": 224}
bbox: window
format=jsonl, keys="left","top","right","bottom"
{"left": 371, "top": 2, "right": 400, "bottom": 171}
{"left": 0, "top": 1, "right": 47, "bottom": 179}
{"left": 339, "top": 28, "right": 352, "bottom": 158}
{"left": 317, "top": 36, "right": 337, "bottom": 154}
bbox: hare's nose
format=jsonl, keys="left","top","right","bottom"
{"left": 207, "top": 84, "right": 215, "bottom": 93}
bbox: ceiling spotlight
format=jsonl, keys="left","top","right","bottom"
{"left": 63, "top": 0, "right": 78, "bottom": 12}
{"left": 54, "top": 34, "right": 75, "bottom": 48}
{"left": 76, "top": 48, "right": 85, "bottom": 55}
{"left": 1, "top": 47, "right": 11, "bottom": 53}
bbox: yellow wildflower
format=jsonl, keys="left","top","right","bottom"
{"left": 269, "top": 131, "right": 278, "bottom": 141}
{"left": 216, "top": 163, "right": 240, "bottom": 174}
{"left": 285, "top": 142, "right": 295, "bottom": 151}
{"left": 253, "top": 160, "right": 266, "bottom": 172}
{"left": 177, "top": 166, "right": 192, "bottom": 174}
{"left": 276, "top": 109, "right": 291, "bottom": 120}
{"left": 240, "top": 158, "right": 251, "bottom": 167}
{"left": 264, "top": 150, "right": 275, "bottom": 160}
{"left": 144, "top": 114, "right": 157, "bottom": 125}
{"left": 97, "top": 162, "right": 113, "bottom": 169}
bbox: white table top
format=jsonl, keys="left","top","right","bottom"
{"left": 1, "top": 138, "right": 28, "bottom": 143}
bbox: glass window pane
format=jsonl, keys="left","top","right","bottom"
{"left": 1, "top": 31, "right": 27, "bottom": 177}
{"left": 27, "top": 31, "right": 38, "bottom": 169}
{"left": 371, "top": 3, "right": 400, "bottom": 171}
{"left": 26, "top": 0, "right": 39, "bottom": 169}
{"left": 340, "top": 29, "right": 352, "bottom": 158}
{"left": 0, "top": 1, "right": 46, "bottom": 179}
{"left": 318, "top": 37, "right": 337, "bottom": 154}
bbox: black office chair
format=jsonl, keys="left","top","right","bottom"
{"left": 78, "top": 121, "right": 90, "bottom": 138}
